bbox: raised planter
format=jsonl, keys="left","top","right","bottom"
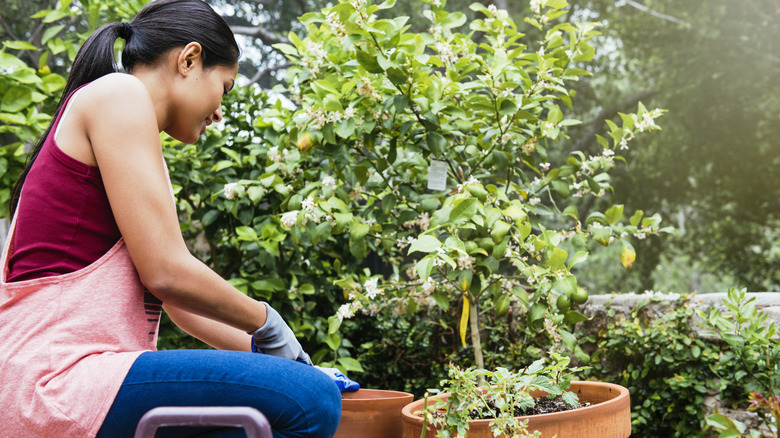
{"left": 401, "top": 381, "right": 631, "bottom": 438}
{"left": 334, "top": 388, "right": 414, "bottom": 438}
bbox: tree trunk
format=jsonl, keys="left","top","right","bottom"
{"left": 468, "top": 295, "right": 485, "bottom": 385}
{"left": 494, "top": 0, "right": 509, "bottom": 10}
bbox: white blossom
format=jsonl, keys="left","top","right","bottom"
{"left": 417, "top": 212, "right": 430, "bottom": 230}
{"left": 325, "top": 11, "right": 347, "bottom": 36}
{"left": 363, "top": 277, "right": 382, "bottom": 299}
{"left": 281, "top": 211, "right": 299, "bottom": 228}
{"left": 223, "top": 182, "right": 238, "bottom": 200}
{"left": 302, "top": 196, "right": 317, "bottom": 212}
{"left": 268, "top": 146, "right": 286, "bottom": 163}
{"left": 337, "top": 303, "right": 355, "bottom": 321}
{"left": 457, "top": 255, "right": 475, "bottom": 270}
{"left": 421, "top": 278, "right": 436, "bottom": 295}
{"left": 322, "top": 176, "right": 337, "bottom": 187}
{"left": 456, "top": 176, "right": 480, "bottom": 194}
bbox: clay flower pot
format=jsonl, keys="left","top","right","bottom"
{"left": 401, "top": 381, "right": 632, "bottom": 438}
{"left": 334, "top": 388, "right": 414, "bottom": 438}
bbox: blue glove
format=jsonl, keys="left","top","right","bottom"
{"left": 250, "top": 302, "right": 312, "bottom": 365}
{"left": 315, "top": 366, "right": 360, "bottom": 392}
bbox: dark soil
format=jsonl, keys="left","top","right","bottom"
{"left": 428, "top": 395, "right": 592, "bottom": 420}
{"left": 468, "top": 396, "right": 592, "bottom": 419}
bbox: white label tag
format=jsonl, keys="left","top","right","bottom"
{"left": 427, "top": 160, "right": 448, "bottom": 191}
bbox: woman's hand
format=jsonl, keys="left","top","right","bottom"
{"left": 250, "top": 302, "right": 312, "bottom": 365}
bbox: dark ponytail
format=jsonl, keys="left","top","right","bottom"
{"left": 10, "top": 0, "right": 240, "bottom": 216}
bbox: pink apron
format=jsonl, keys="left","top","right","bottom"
{"left": 0, "top": 190, "right": 166, "bottom": 436}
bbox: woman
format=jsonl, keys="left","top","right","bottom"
{"left": 0, "top": 1, "right": 343, "bottom": 436}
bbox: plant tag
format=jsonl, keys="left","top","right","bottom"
{"left": 427, "top": 160, "right": 447, "bottom": 191}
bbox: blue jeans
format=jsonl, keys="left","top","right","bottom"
{"left": 96, "top": 350, "right": 342, "bottom": 438}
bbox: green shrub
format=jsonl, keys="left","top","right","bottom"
{"left": 585, "top": 294, "right": 724, "bottom": 437}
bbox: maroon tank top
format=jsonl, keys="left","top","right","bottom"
{"left": 7, "top": 88, "right": 121, "bottom": 282}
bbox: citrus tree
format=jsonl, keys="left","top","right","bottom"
{"left": 268, "top": 0, "right": 667, "bottom": 369}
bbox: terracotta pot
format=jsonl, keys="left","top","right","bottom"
{"left": 401, "top": 381, "right": 631, "bottom": 438}
{"left": 334, "top": 388, "right": 414, "bottom": 438}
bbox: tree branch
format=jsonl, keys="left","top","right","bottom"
{"left": 0, "top": 12, "right": 19, "bottom": 40}
{"left": 569, "top": 89, "right": 655, "bottom": 154}
{"left": 249, "top": 62, "right": 293, "bottom": 85}
{"left": 620, "top": 0, "right": 691, "bottom": 28}
{"left": 230, "top": 25, "right": 289, "bottom": 46}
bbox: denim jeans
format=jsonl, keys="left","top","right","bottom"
{"left": 96, "top": 350, "right": 342, "bottom": 438}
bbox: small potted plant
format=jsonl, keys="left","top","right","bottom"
{"left": 402, "top": 353, "right": 631, "bottom": 438}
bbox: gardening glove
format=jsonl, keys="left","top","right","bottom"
{"left": 250, "top": 302, "right": 313, "bottom": 365}
{"left": 315, "top": 366, "right": 361, "bottom": 392}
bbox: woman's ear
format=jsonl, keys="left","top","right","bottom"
{"left": 177, "top": 42, "right": 203, "bottom": 77}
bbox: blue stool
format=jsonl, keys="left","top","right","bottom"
{"left": 134, "top": 406, "right": 273, "bottom": 438}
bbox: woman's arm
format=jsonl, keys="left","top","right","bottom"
{"left": 163, "top": 303, "right": 251, "bottom": 351}
{"left": 79, "top": 74, "right": 268, "bottom": 333}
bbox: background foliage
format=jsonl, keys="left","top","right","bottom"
{"left": 1, "top": 1, "right": 778, "bottom": 437}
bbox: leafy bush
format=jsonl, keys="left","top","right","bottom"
{"left": 700, "top": 288, "right": 780, "bottom": 437}
{"left": 585, "top": 291, "right": 780, "bottom": 438}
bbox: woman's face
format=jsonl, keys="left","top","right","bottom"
{"left": 170, "top": 61, "right": 238, "bottom": 144}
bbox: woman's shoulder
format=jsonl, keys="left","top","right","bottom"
{"left": 78, "top": 73, "right": 151, "bottom": 108}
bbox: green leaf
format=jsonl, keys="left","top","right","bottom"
{"left": 356, "top": 49, "right": 384, "bottom": 73}
{"left": 559, "top": 328, "right": 577, "bottom": 350}
{"left": 605, "top": 204, "right": 624, "bottom": 225}
{"left": 41, "top": 25, "right": 65, "bottom": 45}
{"left": 529, "top": 303, "right": 547, "bottom": 323}
{"left": 272, "top": 43, "right": 298, "bottom": 56}
{"left": 567, "top": 251, "right": 588, "bottom": 269}
{"left": 375, "top": 0, "right": 396, "bottom": 9}
{"left": 562, "top": 391, "right": 579, "bottom": 407}
{"left": 4, "top": 40, "right": 37, "bottom": 51}
{"left": 337, "top": 357, "right": 365, "bottom": 372}
{"left": 449, "top": 198, "right": 478, "bottom": 224}
{"left": 325, "top": 332, "right": 341, "bottom": 350}
{"left": 564, "top": 311, "right": 590, "bottom": 324}
{"left": 416, "top": 256, "right": 435, "bottom": 280}
{"left": 441, "top": 12, "right": 467, "bottom": 29}
{"left": 251, "top": 278, "right": 285, "bottom": 293}
{"left": 427, "top": 131, "right": 446, "bottom": 156}
{"left": 1, "top": 86, "right": 33, "bottom": 113}
{"left": 547, "top": 105, "right": 563, "bottom": 124}
{"left": 630, "top": 210, "right": 644, "bottom": 227}
{"left": 545, "top": 246, "right": 568, "bottom": 271}
{"left": 38, "top": 73, "right": 66, "bottom": 93}
{"left": 323, "top": 94, "right": 343, "bottom": 112}
{"left": 408, "top": 235, "right": 442, "bottom": 254}
{"left": 432, "top": 289, "right": 450, "bottom": 311}
{"left": 235, "top": 226, "right": 258, "bottom": 241}
{"left": 350, "top": 222, "right": 370, "bottom": 241}
{"left": 328, "top": 315, "right": 341, "bottom": 335}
